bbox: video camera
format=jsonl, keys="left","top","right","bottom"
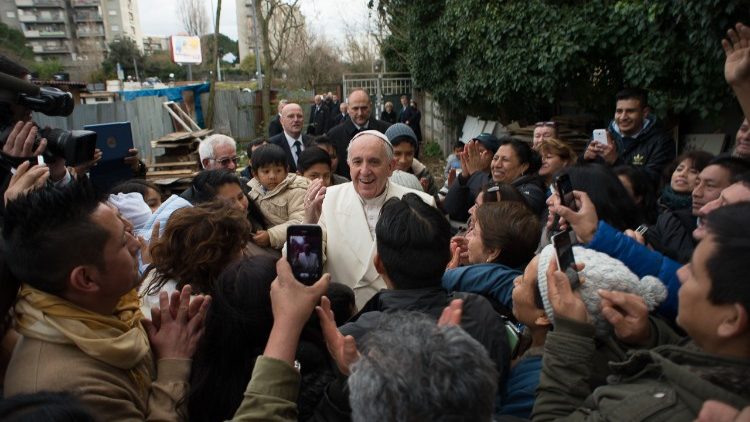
{"left": 0, "top": 70, "right": 96, "bottom": 166}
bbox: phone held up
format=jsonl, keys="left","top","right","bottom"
{"left": 551, "top": 230, "right": 581, "bottom": 290}
{"left": 287, "top": 224, "right": 323, "bottom": 285}
{"left": 592, "top": 129, "right": 608, "bottom": 146}
{"left": 554, "top": 173, "right": 578, "bottom": 212}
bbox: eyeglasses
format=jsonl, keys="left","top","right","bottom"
{"left": 212, "top": 156, "right": 239, "bottom": 166}
{"left": 535, "top": 121, "right": 557, "bottom": 128}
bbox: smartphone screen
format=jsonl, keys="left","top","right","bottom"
{"left": 551, "top": 231, "right": 580, "bottom": 290}
{"left": 555, "top": 173, "right": 578, "bottom": 212}
{"left": 287, "top": 224, "right": 323, "bottom": 285}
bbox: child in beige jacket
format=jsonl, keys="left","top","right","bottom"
{"left": 247, "top": 144, "right": 309, "bottom": 249}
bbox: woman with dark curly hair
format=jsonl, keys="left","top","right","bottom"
{"left": 140, "top": 201, "right": 252, "bottom": 314}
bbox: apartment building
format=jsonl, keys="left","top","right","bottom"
{"left": 0, "top": 0, "right": 143, "bottom": 68}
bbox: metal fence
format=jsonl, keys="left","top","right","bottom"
{"left": 343, "top": 72, "right": 412, "bottom": 115}
{"left": 32, "top": 95, "right": 173, "bottom": 162}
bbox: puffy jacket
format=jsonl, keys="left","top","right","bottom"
{"left": 587, "top": 220, "right": 682, "bottom": 321}
{"left": 444, "top": 171, "right": 490, "bottom": 221}
{"left": 247, "top": 173, "right": 308, "bottom": 248}
{"left": 647, "top": 207, "right": 696, "bottom": 264}
{"left": 442, "top": 263, "right": 521, "bottom": 309}
{"left": 606, "top": 114, "right": 676, "bottom": 184}
{"left": 532, "top": 317, "right": 750, "bottom": 422}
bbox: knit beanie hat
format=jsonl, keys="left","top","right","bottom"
{"left": 108, "top": 192, "right": 152, "bottom": 231}
{"left": 385, "top": 123, "right": 418, "bottom": 147}
{"left": 389, "top": 170, "right": 424, "bottom": 192}
{"left": 536, "top": 243, "right": 667, "bottom": 338}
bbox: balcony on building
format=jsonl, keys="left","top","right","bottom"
{"left": 76, "top": 27, "right": 105, "bottom": 37}
{"left": 32, "top": 44, "right": 71, "bottom": 53}
{"left": 74, "top": 12, "right": 103, "bottom": 22}
{"left": 16, "top": 0, "right": 66, "bottom": 7}
{"left": 19, "top": 12, "right": 66, "bottom": 23}
{"left": 71, "top": 0, "right": 101, "bottom": 7}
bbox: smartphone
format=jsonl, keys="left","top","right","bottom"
{"left": 554, "top": 173, "right": 578, "bottom": 212}
{"left": 551, "top": 231, "right": 580, "bottom": 290}
{"left": 287, "top": 224, "right": 323, "bottom": 285}
{"left": 592, "top": 129, "right": 608, "bottom": 145}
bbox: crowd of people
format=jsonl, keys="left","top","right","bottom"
{"left": 0, "top": 20, "right": 749, "bottom": 422}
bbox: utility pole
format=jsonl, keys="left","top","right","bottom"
{"left": 250, "top": 0, "right": 263, "bottom": 89}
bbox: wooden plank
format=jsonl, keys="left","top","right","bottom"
{"left": 146, "top": 169, "right": 197, "bottom": 177}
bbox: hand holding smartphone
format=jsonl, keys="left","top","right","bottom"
{"left": 287, "top": 224, "right": 323, "bottom": 285}
{"left": 551, "top": 231, "right": 580, "bottom": 290}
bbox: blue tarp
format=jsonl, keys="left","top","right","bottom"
{"left": 120, "top": 83, "right": 211, "bottom": 127}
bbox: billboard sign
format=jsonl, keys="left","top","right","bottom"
{"left": 170, "top": 35, "right": 202, "bottom": 64}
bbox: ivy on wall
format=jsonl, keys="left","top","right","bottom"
{"left": 372, "top": 0, "right": 749, "bottom": 122}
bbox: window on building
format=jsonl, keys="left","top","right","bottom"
{"left": 6, "top": 11, "right": 15, "bottom": 19}
{"left": 111, "top": 25, "right": 119, "bottom": 31}
{"left": 109, "top": 10, "right": 117, "bottom": 15}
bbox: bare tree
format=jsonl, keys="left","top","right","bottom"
{"left": 254, "top": 0, "right": 305, "bottom": 127}
{"left": 179, "top": 0, "right": 208, "bottom": 36}
{"left": 285, "top": 31, "right": 345, "bottom": 91}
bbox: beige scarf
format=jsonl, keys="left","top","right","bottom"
{"left": 14, "top": 284, "right": 150, "bottom": 371}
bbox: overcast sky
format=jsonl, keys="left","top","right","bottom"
{"left": 137, "top": 0, "right": 373, "bottom": 47}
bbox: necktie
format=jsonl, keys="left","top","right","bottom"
{"left": 293, "top": 140, "right": 302, "bottom": 163}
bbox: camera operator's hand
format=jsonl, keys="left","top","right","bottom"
{"left": 2, "top": 121, "right": 46, "bottom": 158}
{"left": 3, "top": 160, "right": 49, "bottom": 205}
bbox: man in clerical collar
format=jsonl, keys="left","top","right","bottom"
{"left": 311, "top": 130, "right": 434, "bottom": 307}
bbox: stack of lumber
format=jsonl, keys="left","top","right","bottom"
{"left": 146, "top": 129, "right": 212, "bottom": 195}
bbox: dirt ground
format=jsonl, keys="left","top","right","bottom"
{"left": 422, "top": 154, "right": 447, "bottom": 187}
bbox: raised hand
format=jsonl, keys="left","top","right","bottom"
{"left": 303, "top": 178, "right": 327, "bottom": 224}
{"left": 550, "top": 190, "right": 599, "bottom": 243}
{"left": 545, "top": 257, "right": 588, "bottom": 324}
{"left": 143, "top": 284, "right": 211, "bottom": 360}
{"left": 3, "top": 160, "right": 49, "bottom": 205}
{"left": 316, "top": 296, "right": 359, "bottom": 375}
{"left": 598, "top": 290, "right": 651, "bottom": 346}
{"left": 437, "top": 298, "right": 463, "bottom": 327}
{"left": 723, "top": 23, "right": 750, "bottom": 87}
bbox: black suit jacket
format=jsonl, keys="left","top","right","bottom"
{"left": 268, "top": 115, "right": 283, "bottom": 137}
{"left": 326, "top": 118, "right": 391, "bottom": 177}
{"left": 307, "top": 104, "right": 329, "bottom": 136}
{"left": 269, "top": 132, "right": 314, "bottom": 173}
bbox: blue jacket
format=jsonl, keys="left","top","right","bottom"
{"left": 442, "top": 263, "right": 521, "bottom": 309}
{"left": 587, "top": 221, "right": 681, "bottom": 320}
{"left": 498, "top": 352, "right": 543, "bottom": 419}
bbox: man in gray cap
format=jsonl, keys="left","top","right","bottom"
{"left": 443, "top": 133, "right": 500, "bottom": 221}
{"left": 385, "top": 123, "right": 438, "bottom": 196}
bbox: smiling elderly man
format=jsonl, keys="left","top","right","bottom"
{"left": 315, "top": 130, "right": 434, "bottom": 307}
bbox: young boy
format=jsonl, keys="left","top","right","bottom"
{"left": 297, "top": 147, "right": 334, "bottom": 187}
{"left": 240, "top": 137, "right": 269, "bottom": 179}
{"left": 247, "top": 144, "right": 309, "bottom": 249}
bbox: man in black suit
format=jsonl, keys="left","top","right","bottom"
{"left": 268, "top": 99, "right": 287, "bottom": 137}
{"left": 398, "top": 95, "right": 414, "bottom": 124}
{"left": 326, "top": 89, "right": 391, "bottom": 177}
{"left": 334, "top": 103, "right": 348, "bottom": 125}
{"left": 307, "top": 95, "right": 329, "bottom": 136}
{"left": 269, "top": 103, "right": 313, "bottom": 172}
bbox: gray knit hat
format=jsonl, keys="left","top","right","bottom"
{"left": 389, "top": 170, "right": 424, "bottom": 192}
{"left": 384, "top": 123, "right": 418, "bottom": 146}
{"left": 537, "top": 244, "right": 667, "bottom": 338}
